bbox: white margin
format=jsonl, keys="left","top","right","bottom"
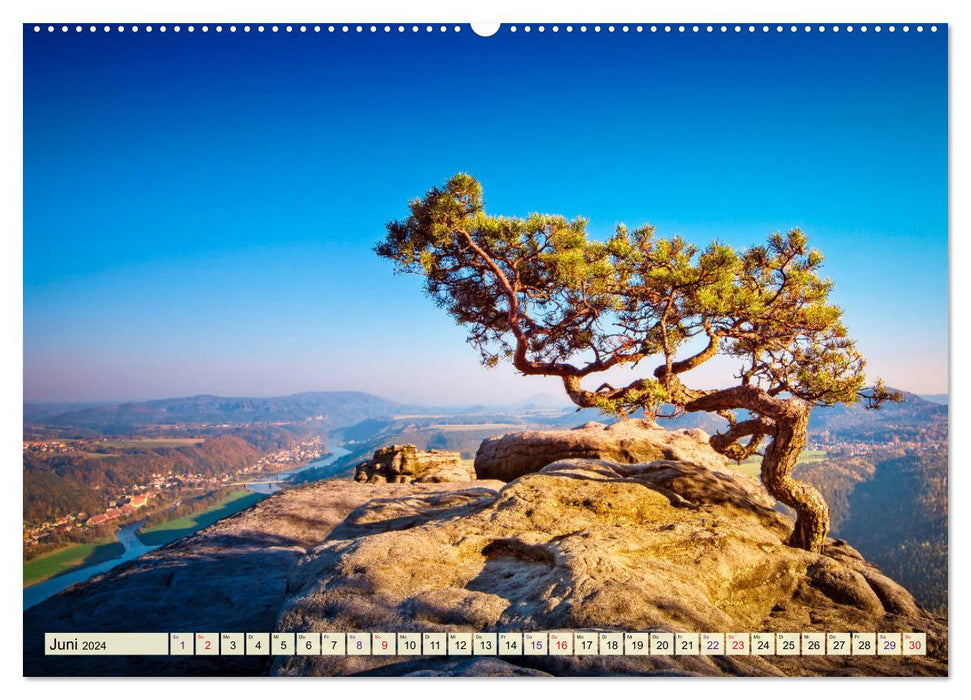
{"left": 3, "top": 1, "right": 965, "bottom": 698}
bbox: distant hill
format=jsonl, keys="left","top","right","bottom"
{"left": 624, "top": 388, "right": 946, "bottom": 444}
{"left": 23, "top": 401, "right": 117, "bottom": 423}
{"left": 920, "top": 394, "right": 948, "bottom": 406}
{"left": 806, "top": 389, "right": 947, "bottom": 443}
{"left": 532, "top": 388, "right": 946, "bottom": 443}
{"left": 26, "top": 392, "right": 408, "bottom": 435}
{"left": 515, "top": 393, "right": 572, "bottom": 410}
{"left": 23, "top": 468, "right": 107, "bottom": 524}
{"left": 794, "top": 448, "right": 948, "bottom": 614}
{"left": 27, "top": 386, "right": 943, "bottom": 441}
{"left": 837, "top": 451, "right": 947, "bottom": 614}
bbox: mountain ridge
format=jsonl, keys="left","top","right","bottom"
{"left": 27, "top": 391, "right": 410, "bottom": 434}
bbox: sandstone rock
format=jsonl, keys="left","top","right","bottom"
{"left": 354, "top": 444, "right": 474, "bottom": 484}
{"left": 475, "top": 419, "right": 728, "bottom": 482}
{"left": 23, "top": 478, "right": 502, "bottom": 676}
{"left": 275, "top": 458, "right": 946, "bottom": 677}
{"left": 24, "top": 454, "right": 946, "bottom": 677}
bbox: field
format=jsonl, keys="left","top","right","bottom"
{"left": 427, "top": 423, "right": 525, "bottom": 432}
{"left": 137, "top": 490, "right": 266, "bottom": 547}
{"left": 96, "top": 438, "right": 205, "bottom": 449}
{"left": 25, "top": 489, "right": 267, "bottom": 587}
{"left": 23, "top": 540, "right": 125, "bottom": 586}
{"left": 728, "top": 449, "right": 827, "bottom": 477}
{"left": 67, "top": 437, "right": 206, "bottom": 460}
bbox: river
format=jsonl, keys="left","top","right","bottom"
{"left": 23, "top": 445, "right": 352, "bottom": 611}
{"left": 22, "top": 521, "right": 156, "bottom": 611}
{"left": 244, "top": 446, "right": 351, "bottom": 494}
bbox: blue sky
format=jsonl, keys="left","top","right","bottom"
{"left": 23, "top": 25, "right": 948, "bottom": 403}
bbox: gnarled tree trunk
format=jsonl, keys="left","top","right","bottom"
{"left": 759, "top": 400, "right": 830, "bottom": 553}
{"left": 681, "top": 385, "right": 831, "bottom": 553}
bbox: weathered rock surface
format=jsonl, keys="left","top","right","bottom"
{"left": 354, "top": 444, "right": 474, "bottom": 484}
{"left": 23, "top": 479, "right": 502, "bottom": 676}
{"left": 25, "top": 450, "right": 946, "bottom": 677}
{"left": 475, "top": 419, "right": 729, "bottom": 482}
{"left": 275, "top": 458, "right": 945, "bottom": 677}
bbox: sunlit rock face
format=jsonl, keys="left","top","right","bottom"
{"left": 354, "top": 444, "right": 474, "bottom": 484}
{"left": 475, "top": 419, "right": 728, "bottom": 482}
{"left": 25, "top": 440, "right": 946, "bottom": 677}
{"left": 276, "top": 458, "right": 946, "bottom": 677}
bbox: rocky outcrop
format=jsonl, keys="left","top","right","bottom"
{"left": 475, "top": 419, "right": 728, "bottom": 481}
{"left": 353, "top": 444, "right": 474, "bottom": 484}
{"left": 276, "top": 458, "right": 945, "bottom": 676}
{"left": 23, "top": 479, "right": 503, "bottom": 676}
{"left": 24, "top": 448, "right": 946, "bottom": 677}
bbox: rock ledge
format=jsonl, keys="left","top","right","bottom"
{"left": 475, "top": 419, "right": 728, "bottom": 481}
{"left": 354, "top": 444, "right": 474, "bottom": 483}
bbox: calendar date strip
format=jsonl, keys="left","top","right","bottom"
{"left": 45, "top": 631, "right": 928, "bottom": 657}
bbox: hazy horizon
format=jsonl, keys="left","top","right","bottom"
{"left": 22, "top": 380, "right": 948, "bottom": 409}
{"left": 24, "top": 27, "right": 948, "bottom": 403}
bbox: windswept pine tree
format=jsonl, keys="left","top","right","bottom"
{"left": 377, "top": 174, "right": 899, "bottom": 553}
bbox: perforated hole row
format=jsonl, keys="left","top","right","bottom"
{"left": 30, "top": 24, "right": 939, "bottom": 35}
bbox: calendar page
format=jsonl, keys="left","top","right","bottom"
{"left": 21, "top": 16, "right": 948, "bottom": 679}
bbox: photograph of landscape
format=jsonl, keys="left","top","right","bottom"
{"left": 22, "top": 22, "right": 947, "bottom": 677}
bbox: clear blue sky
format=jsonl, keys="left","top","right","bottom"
{"left": 23, "top": 25, "right": 948, "bottom": 403}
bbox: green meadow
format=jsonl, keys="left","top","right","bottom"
{"left": 136, "top": 489, "right": 266, "bottom": 547}
{"left": 25, "top": 489, "right": 266, "bottom": 587}
{"left": 23, "top": 540, "right": 125, "bottom": 587}
{"left": 728, "top": 449, "right": 827, "bottom": 478}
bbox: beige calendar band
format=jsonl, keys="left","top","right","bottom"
{"left": 45, "top": 631, "right": 928, "bottom": 657}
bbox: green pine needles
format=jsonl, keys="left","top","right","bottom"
{"left": 377, "top": 174, "right": 900, "bottom": 552}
